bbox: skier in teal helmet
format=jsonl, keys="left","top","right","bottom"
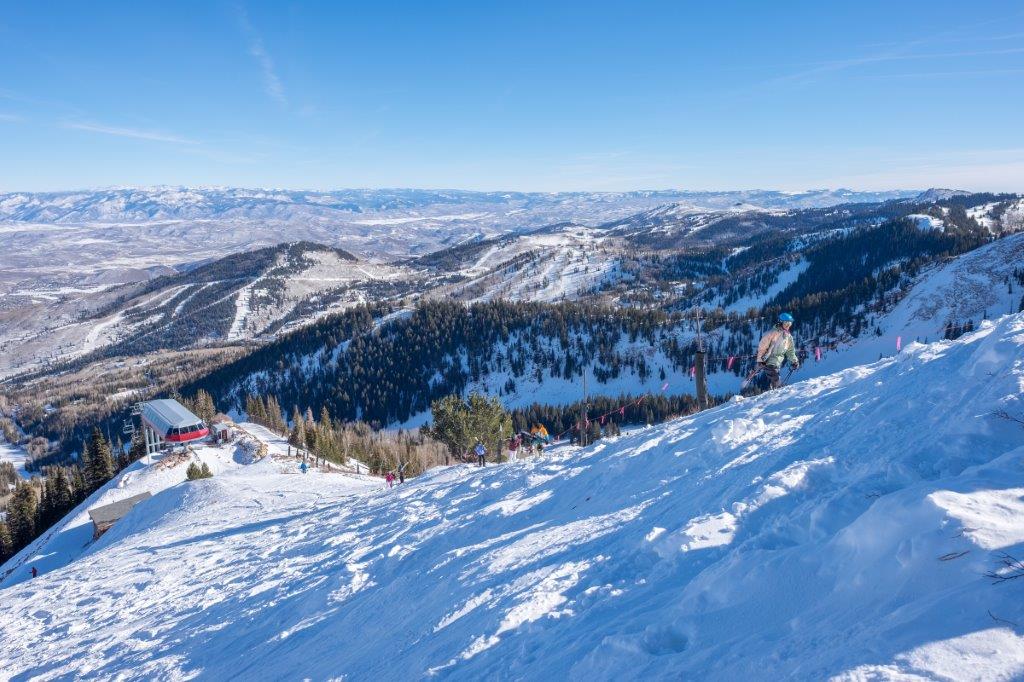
{"left": 756, "top": 312, "right": 800, "bottom": 389}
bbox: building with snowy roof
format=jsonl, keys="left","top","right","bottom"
{"left": 87, "top": 492, "right": 152, "bottom": 540}
{"left": 138, "top": 399, "right": 209, "bottom": 456}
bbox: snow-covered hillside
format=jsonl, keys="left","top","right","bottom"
{"left": 2, "top": 313, "right": 1023, "bottom": 679}
{"left": 0, "top": 242, "right": 419, "bottom": 377}
{"left": 427, "top": 226, "right": 625, "bottom": 303}
{"left": 796, "top": 231, "right": 1024, "bottom": 384}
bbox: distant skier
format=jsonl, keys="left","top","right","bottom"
{"left": 530, "top": 424, "right": 549, "bottom": 454}
{"left": 30, "top": 566, "right": 38, "bottom": 579}
{"left": 507, "top": 434, "right": 522, "bottom": 462}
{"left": 385, "top": 471, "right": 395, "bottom": 488}
{"left": 397, "top": 462, "right": 407, "bottom": 484}
{"left": 756, "top": 312, "right": 800, "bottom": 389}
{"left": 474, "top": 441, "right": 487, "bottom": 467}
{"left": 519, "top": 430, "right": 535, "bottom": 456}
{"left": 299, "top": 461, "right": 308, "bottom": 475}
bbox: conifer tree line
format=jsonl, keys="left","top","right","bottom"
{"left": 510, "top": 392, "right": 707, "bottom": 443}
{"left": 185, "top": 300, "right": 685, "bottom": 428}
{"left": 244, "top": 394, "right": 447, "bottom": 476}
{"left": 0, "top": 427, "right": 147, "bottom": 565}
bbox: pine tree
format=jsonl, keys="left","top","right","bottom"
{"left": 0, "top": 520, "right": 12, "bottom": 562}
{"left": 51, "top": 467, "right": 73, "bottom": 520}
{"left": 85, "top": 427, "right": 115, "bottom": 491}
{"left": 289, "top": 406, "right": 306, "bottom": 450}
{"left": 304, "top": 407, "right": 317, "bottom": 451}
{"left": 7, "top": 482, "right": 37, "bottom": 549}
{"left": 266, "top": 395, "right": 284, "bottom": 432}
{"left": 192, "top": 389, "right": 217, "bottom": 424}
{"left": 128, "top": 429, "right": 146, "bottom": 464}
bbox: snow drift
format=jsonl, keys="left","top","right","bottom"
{"left": 2, "top": 314, "right": 1024, "bottom": 680}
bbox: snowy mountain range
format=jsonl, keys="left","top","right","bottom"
{"left": 0, "top": 186, "right": 922, "bottom": 225}
{"left": 0, "top": 186, "right": 921, "bottom": 295}
{"left": 2, "top": 312, "right": 1023, "bottom": 678}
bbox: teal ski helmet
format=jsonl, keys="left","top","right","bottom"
{"left": 779, "top": 312, "right": 794, "bottom": 323}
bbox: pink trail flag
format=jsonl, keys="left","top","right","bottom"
{"left": 815, "top": 346, "right": 822, "bottom": 362}
{"left": 896, "top": 336, "right": 902, "bottom": 351}
{"left": 727, "top": 355, "right": 735, "bottom": 370}
{"left": 689, "top": 366, "right": 695, "bottom": 378}
{"left": 661, "top": 381, "right": 669, "bottom": 391}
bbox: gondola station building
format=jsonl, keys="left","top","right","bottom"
{"left": 138, "top": 399, "right": 209, "bottom": 456}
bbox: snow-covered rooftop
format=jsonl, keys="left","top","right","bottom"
{"left": 140, "top": 399, "right": 203, "bottom": 432}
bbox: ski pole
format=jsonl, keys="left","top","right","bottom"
{"left": 740, "top": 365, "right": 764, "bottom": 391}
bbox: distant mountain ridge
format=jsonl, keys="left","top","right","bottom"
{"left": 0, "top": 186, "right": 925, "bottom": 225}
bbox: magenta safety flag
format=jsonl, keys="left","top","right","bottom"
{"left": 727, "top": 355, "right": 735, "bottom": 370}
{"left": 661, "top": 381, "right": 669, "bottom": 391}
{"left": 896, "top": 336, "right": 902, "bottom": 351}
{"left": 815, "top": 346, "right": 822, "bottom": 361}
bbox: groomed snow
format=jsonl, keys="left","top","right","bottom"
{"left": 1, "top": 314, "right": 1024, "bottom": 679}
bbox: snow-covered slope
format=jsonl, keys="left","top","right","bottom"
{"left": 2, "top": 313, "right": 1024, "bottom": 679}
{"left": 0, "top": 242, "right": 419, "bottom": 377}
{"left": 425, "top": 226, "right": 626, "bottom": 303}
{"left": 799, "top": 231, "right": 1024, "bottom": 383}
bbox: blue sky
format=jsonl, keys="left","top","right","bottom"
{"left": 1, "top": 1, "right": 1022, "bottom": 192}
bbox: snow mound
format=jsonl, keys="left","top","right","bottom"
{"left": 2, "top": 314, "right": 1024, "bottom": 679}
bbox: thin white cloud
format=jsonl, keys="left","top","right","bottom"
{"left": 864, "top": 68, "right": 1024, "bottom": 80}
{"left": 63, "top": 122, "right": 197, "bottom": 145}
{"left": 0, "top": 113, "right": 22, "bottom": 122}
{"left": 763, "top": 46, "right": 1024, "bottom": 89}
{"left": 235, "top": 5, "right": 286, "bottom": 105}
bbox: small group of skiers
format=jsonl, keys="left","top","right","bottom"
{"left": 385, "top": 462, "right": 407, "bottom": 488}
{"left": 507, "top": 425, "right": 550, "bottom": 461}
{"left": 469, "top": 424, "right": 551, "bottom": 467}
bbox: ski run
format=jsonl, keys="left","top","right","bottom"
{"left": 1, "top": 313, "right": 1024, "bottom": 679}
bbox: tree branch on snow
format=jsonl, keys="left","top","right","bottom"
{"left": 993, "top": 410, "right": 1024, "bottom": 427}
{"left": 985, "top": 552, "right": 1024, "bottom": 584}
{"left": 989, "top": 610, "right": 1018, "bottom": 627}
